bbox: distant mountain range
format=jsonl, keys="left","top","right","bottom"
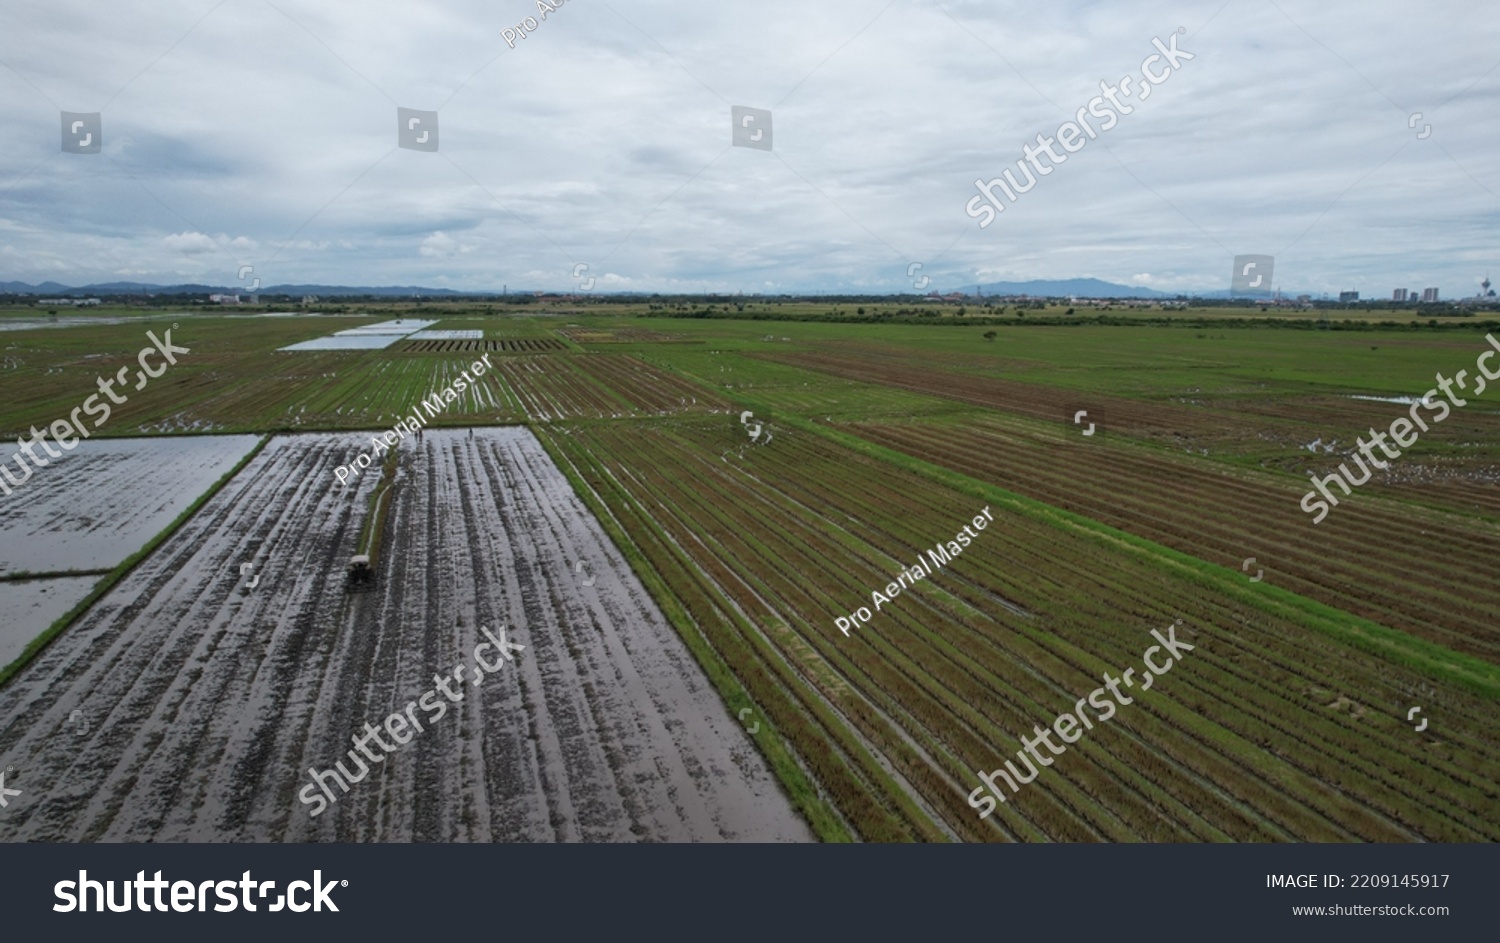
{"left": 966, "top": 278, "right": 1171, "bottom": 299}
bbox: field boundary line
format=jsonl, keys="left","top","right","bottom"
{"left": 0, "top": 434, "right": 273, "bottom": 690}
{"left": 574, "top": 432, "right": 945, "bottom": 841}
{"left": 0, "top": 568, "right": 113, "bottom": 582}
{"left": 556, "top": 426, "right": 953, "bottom": 840}
{"left": 530, "top": 426, "right": 858, "bottom": 842}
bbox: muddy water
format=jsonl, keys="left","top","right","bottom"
{"left": 0, "top": 430, "right": 812, "bottom": 842}
{"left": 0, "top": 435, "right": 260, "bottom": 575}
{"left": 0, "top": 577, "right": 98, "bottom": 667}
{"left": 0, "top": 316, "right": 133, "bottom": 332}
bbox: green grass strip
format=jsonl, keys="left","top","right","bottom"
{"left": 0, "top": 568, "right": 112, "bottom": 583}
{"left": 0, "top": 435, "right": 273, "bottom": 690}
{"left": 358, "top": 446, "right": 401, "bottom": 561}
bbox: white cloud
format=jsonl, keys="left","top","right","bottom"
{"left": 0, "top": 1, "right": 1493, "bottom": 293}
{"left": 163, "top": 231, "right": 219, "bottom": 255}
{"left": 162, "top": 231, "right": 256, "bottom": 256}
{"left": 418, "top": 231, "right": 473, "bottom": 258}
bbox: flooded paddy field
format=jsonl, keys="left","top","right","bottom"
{"left": 0, "top": 435, "right": 261, "bottom": 673}
{"left": 0, "top": 435, "right": 261, "bottom": 575}
{"left": 0, "top": 429, "right": 809, "bottom": 842}
{"left": 0, "top": 577, "right": 98, "bottom": 668}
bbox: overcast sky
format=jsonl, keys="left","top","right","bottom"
{"left": 0, "top": 0, "right": 1495, "bottom": 295}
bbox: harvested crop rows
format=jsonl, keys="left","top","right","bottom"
{"left": 493, "top": 354, "right": 727, "bottom": 421}
{"left": 846, "top": 415, "right": 1500, "bottom": 661}
{"left": 72, "top": 346, "right": 731, "bottom": 430}
{"left": 541, "top": 419, "right": 1500, "bottom": 843}
{"left": 764, "top": 347, "right": 1500, "bottom": 516}
{"left": 400, "top": 339, "right": 567, "bottom": 353}
{"left": 763, "top": 348, "right": 1257, "bottom": 441}
{"left": 79, "top": 355, "right": 523, "bottom": 431}
{"left": 559, "top": 328, "right": 686, "bottom": 344}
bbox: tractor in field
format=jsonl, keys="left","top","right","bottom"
{"left": 346, "top": 554, "right": 374, "bottom": 592}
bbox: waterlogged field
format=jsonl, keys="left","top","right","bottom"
{"left": 0, "top": 430, "right": 808, "bottom": 841}
{"left": 0, "top": 435, "right": 260, "bottom": 576}
{"left": 0, "top": 435, "right": 261, "bottom": 677}
{"left": 2, "top": 304, "right": 1498, "bottom": 842}
{"left": 0, "top": 577, "right": 98, "bottom": 668}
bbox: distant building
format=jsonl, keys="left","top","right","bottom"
{"left": 37, "top": 297, "right": 101, "bottom": 306}
{"left": 1338, "top": 290, "right": 1360, "bottom": 302}
{"left": 1393, "top": 288, "right": 1408, "bottom": 302}
{"left": 301, "top": 295, "right": 319, "bottom": 306}
{"left": 1421, "top": 287, "right": 1439, "bottom": 303}
{"left": 209, "top": 293, "right": 241, "bottom": 304}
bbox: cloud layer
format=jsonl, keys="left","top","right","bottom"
{"left": 0, "top": 0, "right": 1495, "bottom": 295}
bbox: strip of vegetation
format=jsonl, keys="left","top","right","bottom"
{"left": 0, "top": 568, "right": 112, "bottom": 583}
{"left": 358, "top": 445, "right": 401, "bottom": 562}
{"left": 0, "top": 435, "right": 272, "bottom": 690}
